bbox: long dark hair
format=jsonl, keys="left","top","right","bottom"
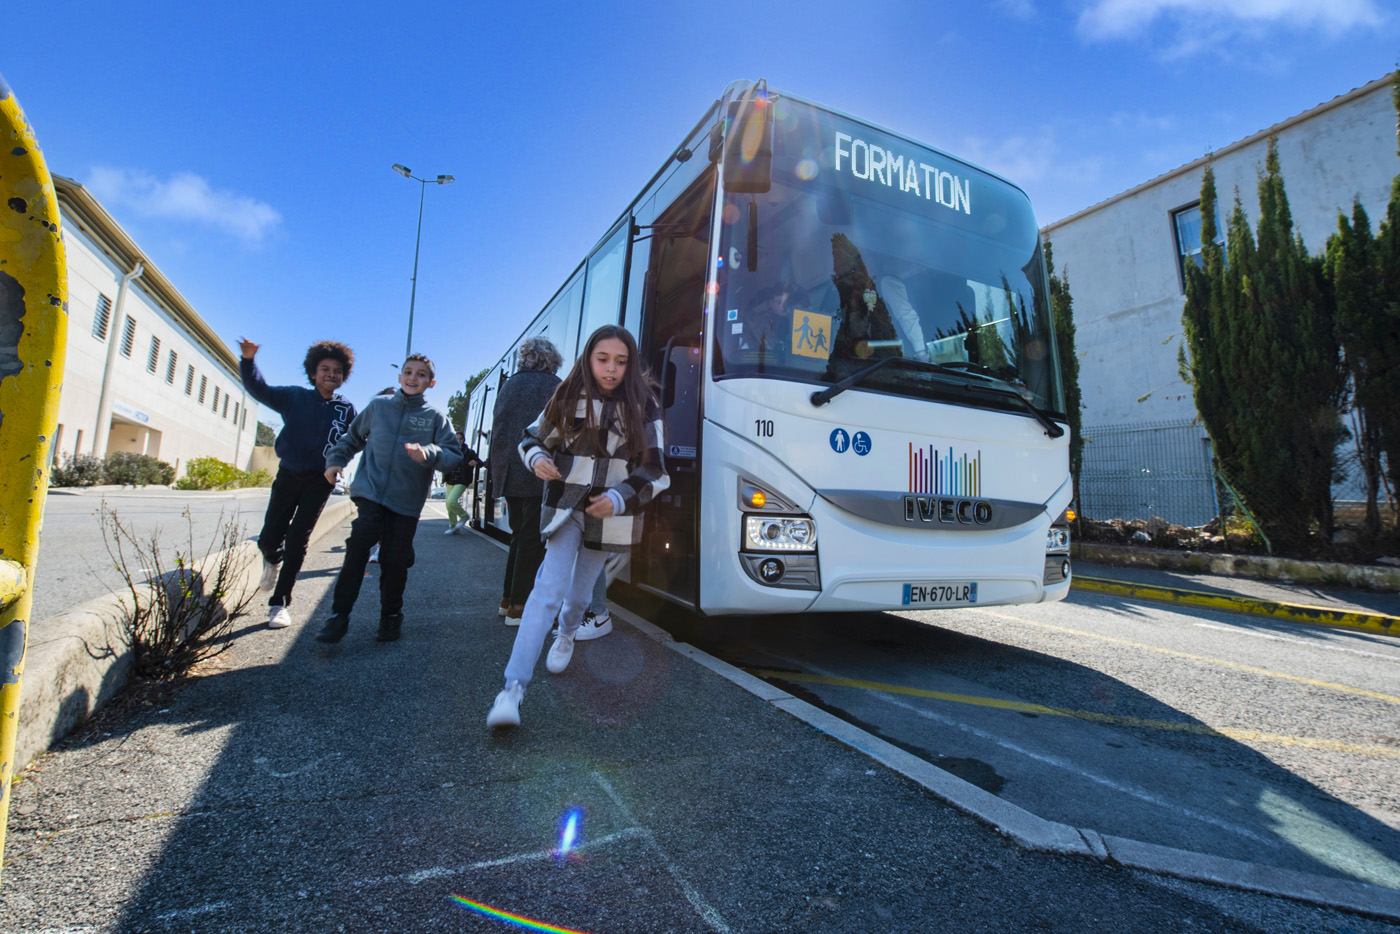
{"left": 541, "top": 325, "right": 656, "bottom": 459}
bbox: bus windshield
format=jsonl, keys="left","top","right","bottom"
{"left": 712, "top": 98, "right": 1066, "bottom": 419}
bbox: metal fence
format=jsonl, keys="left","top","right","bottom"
{"left": 1078, "top": 420, "right": 1219, "bottom": 527}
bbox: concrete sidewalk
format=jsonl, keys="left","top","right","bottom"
{"left": 4, "top": 506, "right": 1398, "bottom": 932}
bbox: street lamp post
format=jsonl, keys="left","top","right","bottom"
{"left": 392, "top": 164, "right": 454, "bottom": 359}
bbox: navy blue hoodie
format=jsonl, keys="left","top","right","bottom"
{"left": 240, "top": 358, "right": 356, "bottom": 473}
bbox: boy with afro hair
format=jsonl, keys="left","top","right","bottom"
{"left": 239, "top": 337, "right": 358, "bottom": 630}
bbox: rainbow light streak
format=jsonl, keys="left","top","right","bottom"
{"left": 908, "top": 443, "right": 982, "bottom": 496}
{"left": 449, "top": 895, "right": 594, "bottom": 934}
{"left": 557, "top": 809, "right": 582, "bottom": 859}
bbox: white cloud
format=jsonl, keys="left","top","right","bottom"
{"left": 1077, "top": 0, "right": 1384, "bottom": 46}
{"left": 86, "top": 167, "right": 282, "bottom": 244}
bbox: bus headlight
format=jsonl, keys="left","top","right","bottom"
{"left": 744, "top": 515, "right": 817, "bottom": 552}
{"left": 1046, "top": 525, "right": 1070, "bottom": 554}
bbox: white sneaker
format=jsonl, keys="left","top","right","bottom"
{"left": 259, "top": 558, "right": 281, "bottom": 591}
{"left": 574, "top": 609, "right": 612, "bottom": 641}
{"left": 267, "top": 604, "right": 292, "bottom": 629}
{"left": 443, "top": 525, "right": 458, "bottom": 535}
{"left": 487, "top": 681, "right": 524, "bottom": 728}
{"left": 368, "top": 544, "right": 380, "bottom": 564}
{"left": 546, "top": 630, "right": 576, "bottom": 674}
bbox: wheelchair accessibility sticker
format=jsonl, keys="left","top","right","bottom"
{"left": 829, "top": 428, "right": 872, "bottom": 456}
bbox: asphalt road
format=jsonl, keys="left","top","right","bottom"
{"left": 29, "top": 487, "right": 278, "bottom": 624}
{"left": 641, "top": 586, "right": 1400, "bottom": 896}
{"left": 6, "top": 504, "right": 1399, "bottom": 932}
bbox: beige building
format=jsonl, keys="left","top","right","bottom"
{"left": 50, "top": 175, "right": 258, "bottom": 474}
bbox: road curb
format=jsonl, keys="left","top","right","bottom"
{"left": 607, "top": 602, "right": 1400, "bottom": 921}
{"left": 17, "top": 496, "right": 357, "bottom": 773}
{"left": 1073, "top": 542, "right": 1400, "bottom": 592}
{"left": 1072, "top": 576, "right": 1400, "bottom": 637}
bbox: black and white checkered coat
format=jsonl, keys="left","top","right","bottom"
{"left": 518, "top": 394, "right": 669, "bottom": 551}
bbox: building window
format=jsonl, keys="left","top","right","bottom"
{"left": 1171, "top": 202, "right": 1224, "bottom": 292}
{"left": 212, "top": 385, "right": 220, "bottom": 411}
{"left": 199, "top": 375, "right": 207, "bottom": 404}
{"left": 146, "top": 336, "right": 161, "bottom": 373}
{"left": 92, "top": 293, "right": 113, "bottom": 340}
{"left": 241, "top": 409, "right": 247, "bottom": 429}
{"left": 119, "top": 316, "right": 136, "bottom": 357}
{"left": 233, "top": 401, "right": 240, "bottom": 424}
{"left": 222, "top": 395, "right": 230, "bottom": 419}
{"left": 166, "top": 350, "right": 178, "bottom": 384}
{"left": 185, "top": 365, "right": 195, "bottom": 395}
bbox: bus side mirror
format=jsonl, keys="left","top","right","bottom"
{"left": 722, "top": 94, "right": 773, "bottom": 194}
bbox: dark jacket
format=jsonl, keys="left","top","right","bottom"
{"left": 240, "top": 358, "right": 356, "bottom": 473}
{"left": 325, "top": 390, "right": 463, "bottom": 517}
{"left": 489, "top": 369, "right": 561, "bottom": 498}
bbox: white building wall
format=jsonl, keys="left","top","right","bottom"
{"left": 52, "top": 215, "right": 258, "bottom": 475}
{"left": 1043, "top": 75, "right": 1399, "bottom": 429}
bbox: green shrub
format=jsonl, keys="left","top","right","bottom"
{"left": 174, "top": 457, "right": 273, "bottom": 491}
{"left": 100, "top": 452, "right": 176, "bottom": 486}
{"left": 50, "top": 453, "right": 106, "bottom": 487}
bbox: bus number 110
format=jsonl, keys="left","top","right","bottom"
{"left": 755, "top": 419, "right": 775, "bottom": 438}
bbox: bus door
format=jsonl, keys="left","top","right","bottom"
{"left": 634, "top": 172, "right": 714, "bottom": 607}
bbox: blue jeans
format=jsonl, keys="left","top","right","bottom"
{"left": 590, "top": 559, "right": 609, "bottom": 614}
{"left": 503, "top": 511, "right": 608, "bottom": 687}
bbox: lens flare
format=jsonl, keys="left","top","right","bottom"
{"left": 557, "top": 808, "right": 582, "bottom": 858}
{"left": 795, "top": 158, "right": 818, "bottom": 181}
{"left": 449, "top": 895, "right": 594, "bottom": 934}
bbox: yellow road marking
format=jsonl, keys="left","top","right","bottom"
{"left": 751, "top": 669, "right": 1400, "bottom": 760}
{"left": 1072, "top": 577, "right": 1399, "bottom": 637}
{"left": 969, "top": 609, "right": 1400, "bottom": 706}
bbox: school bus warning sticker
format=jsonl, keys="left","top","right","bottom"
{"left": 790, "top": 310, "right": 832, "bottom": 360}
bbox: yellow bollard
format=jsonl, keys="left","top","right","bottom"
{"left": 0, "top": 73, "right": 68, "bottom": 884}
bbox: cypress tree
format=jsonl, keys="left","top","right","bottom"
{"left": 1326, "top": 200, "right": 1386, "bottom": 539}
{"left": 1371, "top": 71, "right": 1400, "bottom": 507}
{"left": 1044, "top": 240, "right": 1083, "bottom": 503}
{"left": 1183, "top": 142, "right": 1344, "bottom": 551}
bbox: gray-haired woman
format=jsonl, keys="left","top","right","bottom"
{"left": 490, "top": 336, "right": 564, "bottom": 622}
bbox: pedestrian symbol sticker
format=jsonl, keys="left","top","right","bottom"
{"left": 852, "top": 431, "right": 872, "bottom": 455}
{"left": 791, "top": 310, "right": 832, "bottom": 360}
{"left": 829, "top": 428, "right": 849, "bottom": 453}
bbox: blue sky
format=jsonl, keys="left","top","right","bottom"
{"left": 4, "top": 0, "right": 1396, "bottom": 427}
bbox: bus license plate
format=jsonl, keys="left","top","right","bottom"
{"left": 902, "top": 582, "right": 978, "bottom": 607}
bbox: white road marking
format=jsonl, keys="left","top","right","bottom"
{"left": 156, "top": 902, "right": 230, "bottom": 920}
{"left": 1191, "top": 622, "right": 1400, "bottom": 662}
{"left": 354, "top": 828, "right": 649, "bottom": 887}
{"left": 781, "top": 657, "right": 1272, "bottom": 846}
{"left": 592, "top": 771, "right": 733, "bottom": 934}
{"left": 252, "top": 753, "right": 340, "bottom": 778}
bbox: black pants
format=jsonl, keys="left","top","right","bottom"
{"left": 259, "top": 467, "right": 334, "bottom": 607}
{"left": 503, "top": 495, "right": 546, "bottom": 605}
{"left": 331, "top": 498, "right": 419, "bottom": 617}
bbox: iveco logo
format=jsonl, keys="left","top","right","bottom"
{"left": 904, "top": 495, "right": 993, "bottom": 525}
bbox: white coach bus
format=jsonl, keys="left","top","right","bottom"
{"left": 468, "top": 79, "right": 1073, "bottom": 615}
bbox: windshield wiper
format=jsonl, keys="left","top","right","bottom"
{"left": 809, "top": 355, "right": 1064, "bottom": 438}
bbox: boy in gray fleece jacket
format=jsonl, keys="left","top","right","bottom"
{"left": 318, "top": 353, "right": 472, "bottom": 643}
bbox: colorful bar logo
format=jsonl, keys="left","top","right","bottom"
{"left": 908, "top": 443, "right": 982, "bottom": 496}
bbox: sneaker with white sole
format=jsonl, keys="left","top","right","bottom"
{"left": 574, "top": 608, "right": 612, "bottom": 641}
{"left": 546, "top": 630, "right": 576, "bottom": 674}
{"left": 267, "top": 604, "right": 292, "bottom": 629}
{"left": 486, "top": 681, "right": 525, "bottom": 728}
{"left": 368, "top": 544, "right": 380, "bottom": 564}
{"left": 259, "top": 558, "right": 281, "bottom": 591}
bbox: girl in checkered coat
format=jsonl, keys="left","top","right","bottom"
{"left": 487, "top": 325, "right": 669, "bottom": 728}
